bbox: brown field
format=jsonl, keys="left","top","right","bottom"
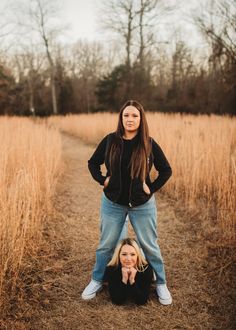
{"left": 0, "top": 117, "right": 62, "bottom": 322}
{"left": 1, "top": 114, "right": 235, "bottom": 329}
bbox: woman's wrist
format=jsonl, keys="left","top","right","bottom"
{"left": 143, "top": 181, "right": 151, "bottom": 195}
{"left": 104, "top": 176, "right": 110, "bottom": 187}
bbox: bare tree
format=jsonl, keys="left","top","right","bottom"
{"left": 194, "top": 0, "right": 236, "bottom": 114}
{"left": 14, "top": 46, "right": 45, "bottom": 115}
{"left": 170, "top": 41, "right": 193, "bottom": 92}
{"left": 70, "top": 40, "right": 105, "bottom": 112}
{"left": 30, "top": 0, "right": 62, "bottom": 115}
{"left": 0, "top": 2, "right": 15, "bottom": 54}
{"left": 135, "top": 0, "right": 159, "bottom": 69}
{"left": 194, "top": 0, "right": 236, "bottom": 68}
{"left": 99, "top": 0, "right": 175, "bottom": 102}
{"left": 100, "top": 0, "right": 137, "bottom": 69}
{"left": 15, "top": 0, "right": 64, "bottom": 115}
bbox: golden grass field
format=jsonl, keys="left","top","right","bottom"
{"left": 49, "top": 112, "right": 236, "bottom": 244}
{"left": 1, "top": 113, "right": 235, "bottom": 329}
{"left": 0, "top": 117, "right": 61, "bottom": 313}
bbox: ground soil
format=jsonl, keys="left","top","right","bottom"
{"left": 26, "top": 133, "right": 236, "bottom": 330}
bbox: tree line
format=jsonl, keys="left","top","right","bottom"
{"left": 0, "top": 0, "right": 235, "bottom": 116}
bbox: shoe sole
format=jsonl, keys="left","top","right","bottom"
{"left": 158, "top": 297, "right": 173, "bottom": 305}
{"left": 81, "top": 292, "right": 96, "bottom": 300}
{"left": 81, "top": 286, "right": 102, "bottom": 300}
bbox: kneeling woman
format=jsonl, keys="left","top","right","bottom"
{"left": 104, "top": 238, "right": 153, "bottom": 305}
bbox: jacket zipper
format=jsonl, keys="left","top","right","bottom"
{"left": 116, "top": 139, "right": 123, "bottom": 202}
{"left": 128, "top": 179, "right": 133, "bottom": 207}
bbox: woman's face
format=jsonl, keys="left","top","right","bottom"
{"left": 119, "top": 244, "right": 138, "bottom": 268}
{"left": 122, "top": 106, "right": 141, "bottom": 135}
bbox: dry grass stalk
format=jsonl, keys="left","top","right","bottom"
{"left": 48, "top": 113, "right": 236, "bottom": 244}
{"left": 0, "top": 117, "right": 62, "bottom": 303}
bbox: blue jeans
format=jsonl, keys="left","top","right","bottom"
{"left": 92, "top": 193, "right": 166, "bottom": 284}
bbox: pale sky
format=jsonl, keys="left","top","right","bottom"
{"left": 0, "top": 0, "right": 102, "bottom": 42}
{"left": 0, "top": 0, "right": 207, "bottom": 52}
{"left": 62, "top": 0, "right": 101, "bottom": 42}
{"left": 61, "top": 0, "right": 206, "bottom": 46}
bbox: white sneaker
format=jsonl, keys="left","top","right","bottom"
{"left": 156, "top": 284, "right": 172, "bottom": 305}
{"left": 81, "top": 279, "right": 103, "bottom": 300}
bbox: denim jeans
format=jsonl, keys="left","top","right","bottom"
{"left": 92, "top": 193, "right": 166, "bottom": 284}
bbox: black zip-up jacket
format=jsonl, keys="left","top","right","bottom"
{"left": 88, "top": 132, "right": 172, "bottom": 207}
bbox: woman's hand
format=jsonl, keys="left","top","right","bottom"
{"left": 104, "top": 176, "right": 110, "bottom": 188}
{"left": 143, "top": 181, "right": 151, "bottom": 195}
{"left": 128, "top": 267, "right": 137, "bottom": 285}
{"left": 122, "top": 266, "right": 137, "bottom": 285}
{"left": 121, "top": 267, "right": 130, "bottom": 284}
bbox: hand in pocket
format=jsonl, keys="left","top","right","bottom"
{"left": 104, "top": 176, "right": 110, "bottom": 188}
{"left": 143, "top": 181, "right": 151, "bottom": 195}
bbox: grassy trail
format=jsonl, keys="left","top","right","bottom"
{"left": 31, "top": 133, "right": 234, "bottom": 330}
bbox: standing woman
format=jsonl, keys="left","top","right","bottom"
{"left": 82, "top": 100, "right": 172, "bottom": 305}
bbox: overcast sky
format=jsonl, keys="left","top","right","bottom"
{"left": 0, "top": 0, "right": 208, "bottom": 52}
{"left": 63, "top": 0, "right": 101, "bottom": 41}
{"left": 0, "top": 0, "right": 101, "bottom": 42}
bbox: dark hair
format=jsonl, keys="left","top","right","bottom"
{"left": 109, "top": 100, "right": 151, "bottom": 181}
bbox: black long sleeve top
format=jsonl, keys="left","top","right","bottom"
{"left": 88, "top": 133, "right": 172, "bottom": 206}
{"left": 104, "top": 264, "right": 153, "bottom": 305}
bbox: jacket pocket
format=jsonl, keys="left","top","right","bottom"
{"left": 103, "top": 175, "right": 119, "bottom": 192}
{"left": 131, "top": 179, "right": 151, "bottom": 205}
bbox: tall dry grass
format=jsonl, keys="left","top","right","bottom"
{"left": 48, "top": 112, "right": 236, "bottom": 244}
{"left": 148, "top": 113, "right": 236, "bottom": 244}
{"left": 0, "top": 117, "right": 61, "bottom": 303}
{"left": 48, "top": 113, "right": 117, "bottom": 145}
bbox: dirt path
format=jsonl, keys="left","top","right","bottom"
{"left": 32, "top": 133, "right": 234, "bottom": 330}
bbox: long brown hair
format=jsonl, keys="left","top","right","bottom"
{"left": 107, "top": 238, "right": 148, "bottom": 272}
{"left": 109, "top": 100, "right": 151, "bottom": 181}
